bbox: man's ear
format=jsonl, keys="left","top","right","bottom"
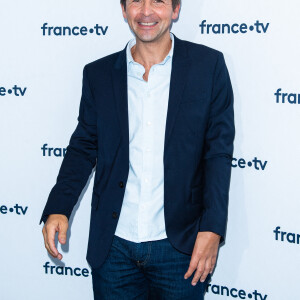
{"left": 172, "top": 4, "right": 181, "bottom": 20}
{"left": 121, "top": 3, "right": 127, "bottom": 20}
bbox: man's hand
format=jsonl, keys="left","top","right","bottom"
{"left": 42, "top": 214, "right": 69, "bottom": 260}
{"left": 184, "top": 231, "right": 220, "bottom": 285}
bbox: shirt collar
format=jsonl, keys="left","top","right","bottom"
{"left": 126, "top": 32, "right": 174, "bottom": 67}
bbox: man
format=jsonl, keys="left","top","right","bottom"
{"left": 40, "top": 0, "right": 235, "bottom": 299}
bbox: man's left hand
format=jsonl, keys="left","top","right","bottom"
{"left": 184, "top": 231, "right": 220, "bottom": 285}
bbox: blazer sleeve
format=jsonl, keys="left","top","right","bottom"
{"left": 39, "top": 65, "right": 98, "bottom": 225}
{"left": 198, "top": 52, "right": 235, "bottom": 243}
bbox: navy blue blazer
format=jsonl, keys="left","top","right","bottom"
{"left": 39, "top": 34, "right": 235, "bottom": 269}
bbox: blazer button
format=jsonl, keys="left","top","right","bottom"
{"left": 119, "top": 181, "right": 124, "bottom": 188}
{"left": 112, "top": 211, "right": 118, "bottom": 219}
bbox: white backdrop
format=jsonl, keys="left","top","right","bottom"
{"left": 1, "top": 0, "right": 299, "bottom": 299}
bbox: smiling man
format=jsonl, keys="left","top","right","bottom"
{"left": 40, "top": 0, "right": 235, "bottom": 299}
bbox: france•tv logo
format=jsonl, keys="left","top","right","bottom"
{"left": 274, "top": 89, "right": 300, "bottom": 104}
{"left": 43, "top": 262, "right": 90, "bottom": 277}
{"left": 41, "top": 23, "right": 108, "bottom": 36}
{"left": 0, "top": 203, "right": 28, "bottom": 216}
{"left": 232, "top": 157, "right": 267, "bottom": 171}
{"left": 199, "top": 20, "right": 269, "bottom": 34}
{"left": 41, "top": 144, "right": 67, "bottom": 157}
{"left": 206, "top": 282, "right": 268, "bottom": 299}
{"left": 0, "top": 85, "right": 27, "bottom": 96}
{"left": 273, "top": 226, "right": 300, "bottom": 245}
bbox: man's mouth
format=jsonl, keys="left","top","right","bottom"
{"left": 138, "top": 22, "right": 158, "bottom": 27}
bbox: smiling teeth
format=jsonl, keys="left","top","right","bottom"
{"left": 140, "top": 22, "right": 157, "bottom": 26}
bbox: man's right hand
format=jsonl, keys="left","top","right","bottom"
{"left": 42, "top": 214, "right": 69, "bottom": 260}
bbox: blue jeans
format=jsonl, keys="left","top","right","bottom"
{"left": 91, "top": 234, "right": 211, "bottom": 299}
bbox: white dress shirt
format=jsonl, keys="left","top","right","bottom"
{"left": 114, "top": 33, "right": 174, "bottom": 242}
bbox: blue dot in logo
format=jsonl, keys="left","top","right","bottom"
{"left": 8, "top": 89, "right": 12, "bottom": 94}
{"left": 89, "top": 28, "right": 94, "bottom": 33}
{"left": 249, "top": 26, "right": 254, "bottom": 31}
{"left": 248, "top": 161, "right": 252, "bottom": 167}
{"left": 9, "top": 208, "right": 14, "bottom": 212}
{"left": 248, "top": 293, "right": 253, "bottom": 298}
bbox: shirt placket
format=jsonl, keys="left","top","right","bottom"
{"left": 138, "top": 68, "right": 155, "bottom": 241}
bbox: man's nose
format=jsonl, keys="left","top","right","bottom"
{"left": 140, "top": 0, "right": 153, "bottom": 16}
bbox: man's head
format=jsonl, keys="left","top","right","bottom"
{"left": 120, "top": 0, "right": 181, "bottom": 44}
{"left": 120, "top": 0, "right": 181, "bottom": 11}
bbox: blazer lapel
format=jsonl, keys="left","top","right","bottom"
{"left": 111, "top": 45, "right": 129, "bottom": 157}
{"left": 164, "top": 34, "right": 191, "bottom": 151}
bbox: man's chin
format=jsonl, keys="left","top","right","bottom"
{"left": 134, "top": 32, "right": 164, "bottom": 44}
{"left": 137, "top": 37, "right": 156, "bottom": 43}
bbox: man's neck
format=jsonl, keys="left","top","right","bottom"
{"left": 131, "top": 31, "right": 172, "bottom": 71}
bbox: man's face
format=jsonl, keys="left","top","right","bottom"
{"left": 121, "top": 0, "right": 180, "bottom": 43}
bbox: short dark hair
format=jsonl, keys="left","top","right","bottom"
{"left": 120, "top": 0, "right": 181, "bottom": 11}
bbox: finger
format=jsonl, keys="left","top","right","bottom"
{"left": 184, "top": 255, "right": 199, "bottom": 279}
{"left": 191, "top": 258, "right": 206, "bottom": 285}
{"left": 47, "top": 238, "right": 63, "bottom": 260}
{"left": 44, "top": 232, "right": 57, "bottom": 257}
{"left": 46, "top": 225, "right": 62, "bottom": 259}
{"left": 42, "top": 227, "right": 56, "bottom": 257}
{"left": 199, "top": 258, "right": 212, "bottom": 283}
{"left": 210, "top": 255, "right": 217, "bottom": 274}
{"left": 57, "top": 220, "right": 68, "bottom": 245}
{"left": 45, "top": 241, "right": 55, "bottom": 257}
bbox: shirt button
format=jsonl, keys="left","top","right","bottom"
{"left": 144, "top": 178, "right": 149, "bottom": 183}
{"left": 146, "top": 148, "right": 151, "bottom": 152}
{"left": 147, "top": 121, "right": 152, "bottom": 126}
{"left": 112, "top": 211, "right": 118, "bottom": 219}
{"left": 147, "top": 91, "right": 151, "bottom": 97}
{"left": 119, "top": 181, "right": 124, "bottom": 188}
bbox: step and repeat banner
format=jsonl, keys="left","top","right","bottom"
{"left": 1, "top": 0, "right": 299, "bottom": 299}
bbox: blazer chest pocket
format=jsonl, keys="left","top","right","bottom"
{"left": 191, "top": 184, "right": 204, "bottom": 206}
